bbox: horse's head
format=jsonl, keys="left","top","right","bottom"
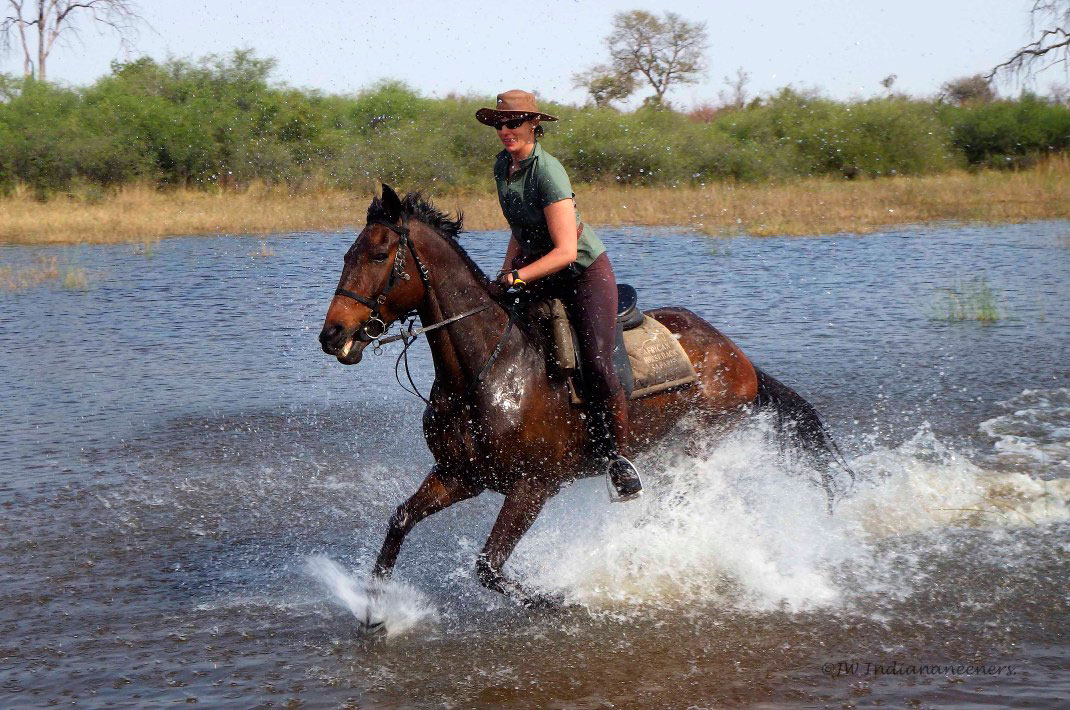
{"left": 319, "top": 185, "right": 427, "bottom": 364}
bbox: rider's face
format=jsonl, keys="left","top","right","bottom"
{"left": 497, "top": 118, "right": 537, "bottom": 156}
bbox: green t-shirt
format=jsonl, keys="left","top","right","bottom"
{"left": 494, "top": 141, "right": 605, "bottom": 269}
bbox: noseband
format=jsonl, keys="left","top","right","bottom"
{"left": 334, "top": 214, "right": 431, "bottom": 340}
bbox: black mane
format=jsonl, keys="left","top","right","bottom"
{"left": 366, "top": 191, "right": 488, "bottom": 283}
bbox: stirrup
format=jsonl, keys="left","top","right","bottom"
{"left": 606, "top": 455, "right": 643, "bottom": 503}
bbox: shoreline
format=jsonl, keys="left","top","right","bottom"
{"left": 2, "top": 162, "right": 1069, "bottom": 246}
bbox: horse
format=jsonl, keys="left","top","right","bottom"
{"left": 319, "top": 185, "right": 851, "bottom": 608}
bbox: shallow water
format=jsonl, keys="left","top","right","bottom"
{"left": 1, "top": 221, "right": 1069, "bottom": 707}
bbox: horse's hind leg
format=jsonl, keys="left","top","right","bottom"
{"left": 475, "top": 478, "right": 558, "bottom": 609}
{"left": 372, "top": 465, "right": 482, "bottom": 578}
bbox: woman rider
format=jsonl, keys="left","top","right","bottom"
{"left": 476, "top": 89, "right": 643, "bottom": 502}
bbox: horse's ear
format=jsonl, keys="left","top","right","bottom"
{"left": 381, "top": 184, "right": 402, "bottom": 221}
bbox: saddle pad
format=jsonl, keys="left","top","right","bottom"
{"left": 623, "top": 315, "right": 697, "bottom": 399}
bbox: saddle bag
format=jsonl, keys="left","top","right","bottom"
{"left": 545, "top": 285, "right": 641, "bottom": 382}
{"left": 543, "top": 284, "right": 694, "bottom": 404}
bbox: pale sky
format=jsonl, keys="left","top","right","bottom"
{"left": 1, "top": 0, "right": 1062, "bottom": 105}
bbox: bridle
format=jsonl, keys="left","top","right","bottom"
{"left": 331, "top": 211, "right": 513, "bottom": 404}
{"left": 334, "top": 214, "right": 431, "bottom": 341}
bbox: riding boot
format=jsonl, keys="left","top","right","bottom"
{"left": 602, "top": 389, "right": 643, "bottom": 502}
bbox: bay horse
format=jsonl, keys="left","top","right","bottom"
{"left": 319, "top": 185, "right": 850, "bottom": 608}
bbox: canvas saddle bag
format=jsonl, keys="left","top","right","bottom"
{"left": 530, "top": 284, "right": 697, "bottom": 404}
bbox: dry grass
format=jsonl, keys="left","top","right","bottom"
{"left": 2, "top": 157, "right": 1070, "bottom": 245}
{"left": 0, "top": 182, "right": 361, "bottom": 245}
{"left": 572, "top": 155, "right": 1070, "bottom": 237}
{"left": 61, "top": 267, "right": 90, "bottom": 290}
{"left": 0, "top": 254, "right": 90, "bottom": 291}
{"left": 0, "top": 255, "right": 61, "bottom": 289}
{"left": 249, "top": 239, "right": 276, "bottom": 258}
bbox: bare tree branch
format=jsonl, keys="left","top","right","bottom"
{"left": 2, "top": 0, "right": 142, "bottom": 80}
{"left": 989, "top": 1, "right": 1070, "bottom": 80}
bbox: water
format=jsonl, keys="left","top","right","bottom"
{"left": 1, "top": 221, "right": 1068, "bottom": 707}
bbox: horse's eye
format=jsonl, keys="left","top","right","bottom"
{"left": 372, "top": 253, "right": 388, "bottom": 263}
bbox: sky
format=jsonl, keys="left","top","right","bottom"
{"left": 1, "top": 0, "right": 1063, "bottom": 106}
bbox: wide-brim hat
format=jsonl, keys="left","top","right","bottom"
{"left": 475, "top": 89, "right": 558, "bottom": 125}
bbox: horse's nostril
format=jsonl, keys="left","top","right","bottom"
{"left": 320, "top": 323, "right": 341, "bottom": 345}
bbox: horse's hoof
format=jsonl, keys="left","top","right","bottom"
{"left": 356, "top": 607, "right": 387, "bottom": 637}
{"left": 521, "top": 591, "right": 566, "bottom": 611}
{"left": 357, "top": 620, "right": 387, "bottom": 637}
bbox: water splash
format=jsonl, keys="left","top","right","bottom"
{"left": 305, "top": 556, "right": 436, "bottom": 637}
{"left": 508, "top": 401, "right": 1070, "bottom": 615}
{"left": 842, "top": 423, "right": 1070, "bottom": 535}
{"left": 980, "top": 388, "right": 1070, "bottom": 476}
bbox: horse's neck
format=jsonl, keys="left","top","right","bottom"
{"left": 415, "top": 233, "right": 526, "bottom": 393}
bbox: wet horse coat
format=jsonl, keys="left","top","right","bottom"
{"left": 319, "top": 186, "right": 845, "bottom": 607}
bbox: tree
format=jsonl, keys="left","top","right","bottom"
{"left": 990, "top": 1, "right": 1070, "bottom": 79}
{"left": 940, "top": 74, "right": 997, "bottom": 105}
{"left": 718, "top": 66, "right": 750, "bottom": 109}
{"left": 1, "top": 1, "right": 143, "bottom": 82}
{"left": 574, "top": 10, "right": 708, "bottom": 107}
{"left": 572, "top": 63, "right": 636, "bottom": 108}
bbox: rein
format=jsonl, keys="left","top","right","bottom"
{"left": 375, "top": 302, "right": 494, "bottom": 346}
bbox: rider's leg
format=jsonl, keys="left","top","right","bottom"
{"left": 563, "top": 253, "right": 643, "bottom": 501}
{"left": 585, "top": 387, "right": 643, "bottom": 501}
{"left": 373, "top": 465, "right": 483, "bottom": 578}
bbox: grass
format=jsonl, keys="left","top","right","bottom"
{"left": 250, "top": 240, "right": 276, "bottom": 258}
{"left": 1, "top": 157, "right": 1069, "bottom": 245}
{"left": 0, "top": 255, "right": 60, "bottom": 289}
{"left": 61, "top": 267, "right": 89, "bottom": 290}
{"left": 929, "top": 276, "right": 1002, "bottom": 323}
{"left": 0, "top": 254, "right": 90, "bottom": 292}
{"left": 0, "top": 181, "right": 359, "bottom": 245}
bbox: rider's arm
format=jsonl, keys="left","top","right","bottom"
{"left": 500, "top": 232, "right": 521, "bottom": 276}
{"left": 512, "top": 198, "right": 577, "bottom": 284}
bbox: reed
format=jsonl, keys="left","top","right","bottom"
{"left": 0, "top": 255, "right": 60, "bottom": 290}
{"left": 929, "top": 276, "right": 1002, "bottom": 323}
{"left": 0, "top": 254, "right": 90, "bottom": 291}
{"left": 250, "top": 240, "right": 276, "bottom": 258}
{"left": 1, "top": 158, "right": 1069, "bottom": 245}
{"left": 61, "top": 267, "right": 90, "bottom": 290}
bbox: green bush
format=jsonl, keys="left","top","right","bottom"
{"left": 941, "top": 93, "right": 1070, "bottom": 168}
{"left": 1, "top": 50, "right": 1068, "bottom": 194}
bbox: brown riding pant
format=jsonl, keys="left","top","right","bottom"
{"left": 515, "top": 252, "right": 622, "bottom": 401}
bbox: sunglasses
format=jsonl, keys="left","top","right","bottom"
{"left": 492, "top": 117, "right": 529, "bottom": 130}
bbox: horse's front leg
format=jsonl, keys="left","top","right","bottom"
{"left": 373, "top": 464, "right": 482, "bottom": 579}
{"left": 475, "top": 477, "right": 559, "bottom": 608}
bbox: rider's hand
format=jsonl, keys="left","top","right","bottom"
{"left": 489, "top": 270, "right": 525, "bottom": 300}
{"left": 487, "top": 273, "right": 509, "bottom": 300}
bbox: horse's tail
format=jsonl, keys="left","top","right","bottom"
{"left": 753, "top": 367, "right": 855, "bottom": 512}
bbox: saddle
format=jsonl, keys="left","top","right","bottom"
{"left": 528, "top": 284, "right": 697, "bottom": 404}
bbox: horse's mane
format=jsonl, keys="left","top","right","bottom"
{"left": 367, "top": 191, "right": 489, "bottom": 284}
